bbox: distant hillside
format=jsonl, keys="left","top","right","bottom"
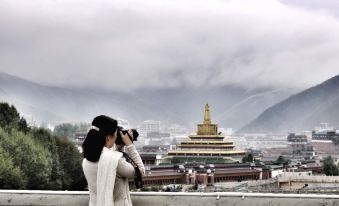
{"left": 240, "top": 74, "right": 339, "bottom": 133}
{"left": 0, "top": 72, "right": 176, "bottom": 126}
{"left": 0, "top": 72, "right": 293, "bottom": 128}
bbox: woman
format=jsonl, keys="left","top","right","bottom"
{"left": 82, "top": 115, "right": 145, "bottom": 206}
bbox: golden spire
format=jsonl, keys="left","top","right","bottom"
{"left": 203, "top": 103, "right": 211, "bottom": 124}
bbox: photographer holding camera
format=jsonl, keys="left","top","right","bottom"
{"left": 82, "top": 115, "right": 145, "bottom": 206}
{"left": 115, "top": 127, "right": 144, "bottom": 196}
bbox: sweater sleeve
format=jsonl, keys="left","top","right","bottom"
{"left": 126, "top": 144, "right": 145, "bottom": 176}
{"left": 116, "top": 157, "right": 135, "bottom": 178}
{"left": 116, "top": 145, "right": 145, "bottom": 178}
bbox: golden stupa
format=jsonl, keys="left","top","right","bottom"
{"left": 167, "top": 103, "right": 245, "bottom": 163}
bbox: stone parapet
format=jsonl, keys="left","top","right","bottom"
{"left": 1, "top": 190, "right": 339, "bottom": 206}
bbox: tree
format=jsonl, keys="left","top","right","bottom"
{"left": 0, "top": 102, "right": 29, "bottom": 133}
{"left": 30, "top": 127, "right": 62, "bottom": 190}
{"left": 77, "top": 122, "right": 90, "bottom": 132}
{"left": 53, "top": 122, "right": 89, "bottom": 139}
{"left": 56, "top": 137, "right": 86, "bottom": 190}
{"left": 0, "top": 103, "right": 86, "bottom": 190}
{"left": 54, "top": 123, "right": 79, "bottom": 139}
{"left": 18, "top": 117, "right": 30, "bottom": 133}
{"left": 242, "top": 153, "right": 254, "bottom": 163}
{"left": 275, "top": 156, "right": 287, "bottom": 164}
{"left": 323, "top": 156, "right": 338, "bottom": 176}
{"left": 332, "top": 136, "right": 339, "bottom": 146}
{"left": 2, "top": 129, "right": 53, "bottom": 189}
{"left": 0, "top": 144, "right": 27, "bottom": 189}
{"left": 0, "top": 127, "right": 53, "bottom": 189}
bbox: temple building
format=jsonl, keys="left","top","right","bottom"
{"left": 166, "top": 104, "right": 246, "bottom": 164}
{"left": 287, "top": 133, "right": 314, "bottom": 157}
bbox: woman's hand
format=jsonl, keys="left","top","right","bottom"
{"left": 120, "top": 131, "right": 133, "bottom": 146}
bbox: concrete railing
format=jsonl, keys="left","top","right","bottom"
{"left": 279, "top": 175, "right": 339, "bottom": 183}
{"left": 1, "top": 190, "right": 339, "bottom": 206}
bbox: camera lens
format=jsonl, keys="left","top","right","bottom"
{"left": 115, "top": 127, "right": 138, "bottom": 145}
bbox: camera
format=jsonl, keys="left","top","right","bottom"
{"left": 116, "top": 126, "right": 139, "bottom": 145}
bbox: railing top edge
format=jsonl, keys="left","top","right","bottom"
{"left": 1, "top": 190, "right": 339, "bottom": 199}
{"left": 0, "top": 190, "right": 89, "bottom": 195}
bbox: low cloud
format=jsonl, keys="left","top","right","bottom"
{"left": 1, "top": 0, "right": 339, "bottom": 91}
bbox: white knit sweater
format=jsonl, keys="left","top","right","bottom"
{"left": 83, "top": 145, "right": 145, "bottom": 206}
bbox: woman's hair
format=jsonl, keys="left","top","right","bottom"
{"left": 82, "top": 115, "right": 118, "bottom": 162}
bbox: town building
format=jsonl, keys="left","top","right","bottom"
{"left": 138, "top": 120, "right": 161, "bottom": 137}
{"left": 231, "top": 133, "right": 288, "bottom": 150}
{"left": 117, "top": 118, "right": 130, "bottom": 129}
{"left": 132, "top": 163, "right": 261, "bottom": 188}
{"left": 287, "top": 133, "right": 314, "bottom": 157}
{"left": 139, "top": 145, "right": 169, "bottom": 166}
{"left": 144, "top": 131, "right": 171, "bottom": 145}
{"left": 312, "top": 128, "right": 339, "bottom": 153}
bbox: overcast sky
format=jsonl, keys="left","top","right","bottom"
{"left": 1, "top": 0, "right": 339, "bottom": 91}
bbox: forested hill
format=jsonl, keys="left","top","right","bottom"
{"left": 0, "top": 102, "right": 86, "bottom": 190}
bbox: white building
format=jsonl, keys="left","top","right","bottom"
{"left": 117, "top": 118, "right": 130, "bottom": 129}
{"left": 138, "top": 120, "right": 161, "bottom": 137}
{"left": 230, "top": 134, "right": 288, "bottom": 150}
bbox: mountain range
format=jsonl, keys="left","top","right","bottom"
{"left": 240, "top": 74, "right": 339, "bottom": 133}
{"left": 0, "top": 72, "right": 293, "bottom": 129}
